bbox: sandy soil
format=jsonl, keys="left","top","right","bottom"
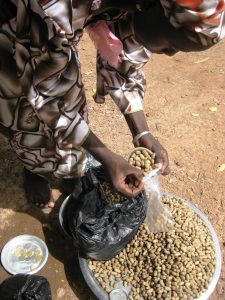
{"left": 0, "top": 33, "right": 224, "bottom": 300}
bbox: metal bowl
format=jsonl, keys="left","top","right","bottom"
{"left": 78, "top": 194, "right": 222, "bottom": 300}
{"left": 1, "top": 235, "right": 48, "bottom": 275}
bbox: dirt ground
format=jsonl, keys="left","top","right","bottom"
{"left": 0, "top": 33, "right": 224, "bottom": 300}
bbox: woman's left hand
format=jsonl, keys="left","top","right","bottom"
{"left": 134, "top": 132, "right": 170, "bottom": 175}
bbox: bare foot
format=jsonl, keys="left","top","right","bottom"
{"left": 23, "top": 168, "right": 55, "bottom": 212}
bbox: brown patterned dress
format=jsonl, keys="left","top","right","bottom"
{"left": 0, "top": 0, "right": 151, "bottom": 178}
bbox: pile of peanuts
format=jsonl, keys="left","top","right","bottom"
{"left": 88, "top": 196, "right": 216, "bottom": 300}
{"left": 128, "top": 148, "right": 156, "bottom": 176}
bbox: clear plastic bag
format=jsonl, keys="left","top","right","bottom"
{"left": 143, "top": 172, "right": 174, "bottom": 233}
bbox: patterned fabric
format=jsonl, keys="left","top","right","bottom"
{"left": 85, "top": 153, "right": 101, "bottom": 172}
{"left": 91, "top": 13, "right": 151, "bottom": 113}
{"left": 160, "top": 0, "right": 225, "bottom": 46}
{"left": 0, "top": 0, "right": 91, "bottom": 178}
{"left": 0, "top": 0, "right": 149, "bottom": 178}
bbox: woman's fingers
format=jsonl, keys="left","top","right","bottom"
{"left": 115, "top": 171, "right": 144, "bottom": 197}
{"left": 161, "top": 165, "right": 170, "bottom": 175}
{"left": 119, "top": 181, "right": 144, "bottom": 197}
{"left": 99, "top": 150, "right": 144, "bottom": 197}
{"left": 155, "top": 148, "right": 170, "bottom": 175}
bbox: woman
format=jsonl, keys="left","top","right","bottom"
{"left": 0, "top": 0, "right": 223, "bottom": 210}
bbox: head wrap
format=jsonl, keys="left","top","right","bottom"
{"left": 160, "top": 0, "right": 225, "bottom": 45}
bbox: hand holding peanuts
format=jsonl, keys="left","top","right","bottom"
{"left": 134, "top": 132, "right": 170, "bottom": 175}
{"left": 103, "top": 153, "right": 144, "bottom": 197}
{"left": 129, "top": 147, "right": 157, "bottom": 176}
{"left": 83, "top": 132, "right": 144, "bottom": 197}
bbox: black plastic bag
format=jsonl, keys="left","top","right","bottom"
{"left": 64, "top": 167, "right": 147, "bottom": 260}
{"left": 0, "top": 274, "right": 52, "bottom": 300}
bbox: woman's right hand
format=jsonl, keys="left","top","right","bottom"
{"left": 102, "top": 153, "right": 144, "bottom": 197}
{"left": 82, "top": 131, "right": 144, "bottom": 197}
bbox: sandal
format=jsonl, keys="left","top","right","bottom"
{"left": 23, "top": 168, "right": 55, "bottom": 214}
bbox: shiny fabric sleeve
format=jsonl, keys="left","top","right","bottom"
{"left": 160, "top": 0, "right": 225, "bottom": 46}
{"left": 94, "top": 17, "right": 151, "bottom": 115}
{"left": 5, "top": 0, "right": 90, "bottom": 177}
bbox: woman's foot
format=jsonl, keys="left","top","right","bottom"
{"left": 23, "top": 168, "right": 55, "bottom": 213}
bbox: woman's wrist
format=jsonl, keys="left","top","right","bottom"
{"left": 124, "top": 110, "right": 150, "bottom": 138}
{"left": 132, "top": 130, "right": 151, "bottom": 144}
{"left": 82, "top": 131, "right": 114, "bottom": 165}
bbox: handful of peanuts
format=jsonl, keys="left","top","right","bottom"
{"left": 128, "top": 147, "right": 157, "bottom": 177}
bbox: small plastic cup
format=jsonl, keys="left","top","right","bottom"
{"left": 128, "top": 147, "right": 161, "bottom": 178}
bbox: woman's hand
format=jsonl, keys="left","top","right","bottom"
{"left": 124, "top": 111, "right": 170, "bottom": 175}
{"left": 103, "top": 153, "right": 144, "bottom": 197}
{"left": 134, "top": 132, "right": 170, "bottom": 175}
{"left": 82, "top": 131, "right": 144, "bottom": 197}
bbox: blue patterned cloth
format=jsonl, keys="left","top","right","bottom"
{"left": 85, "top": 154, "right": 101, "bottom": 172}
